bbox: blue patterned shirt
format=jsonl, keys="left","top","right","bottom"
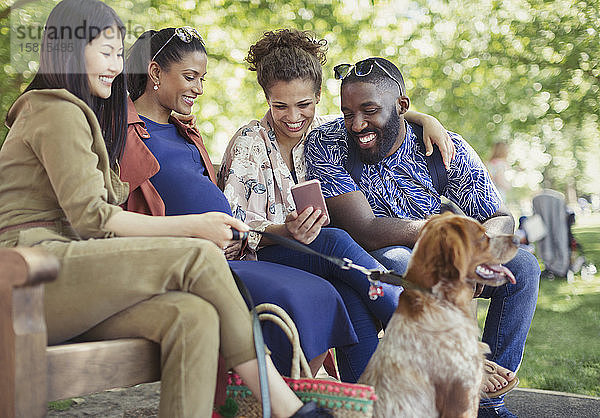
{"left": 305, "top": 117, "right": 502, "bottom": 222}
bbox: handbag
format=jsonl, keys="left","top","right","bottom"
{"left": 218, "top": 303, "right": 377, "bottom": 418}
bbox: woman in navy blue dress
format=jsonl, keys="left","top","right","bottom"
{"left": 121, "top": 28, "right": 357, "bottom": 377}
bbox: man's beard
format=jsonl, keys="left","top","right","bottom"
{"left": 349, "top": 110, "right": 402, "bottom": 165}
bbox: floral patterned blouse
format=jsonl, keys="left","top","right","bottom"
{"left": 218, "top": 110, "right": 335, "bottom": 258}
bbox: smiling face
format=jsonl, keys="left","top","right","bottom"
{"left": 84, "top": 25, "right": 124, "bottom": 99}
{"left": 267, "top": 78, "right": 320, "bottom": 144}
{"left": 341, "top": 81, "right": 409, "bottom": 164}
{"left": 153, "top": 50, "right": 207, "bottom": 115}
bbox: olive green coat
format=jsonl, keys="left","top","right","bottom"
{"left": 0, "top": 89, "right": 255, "bottom": 417}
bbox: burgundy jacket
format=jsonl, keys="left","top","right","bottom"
{"left": 121, "top": 98, "right": 218, "bottom": 215}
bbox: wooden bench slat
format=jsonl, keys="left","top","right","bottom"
{"left": 47, "top": 338, "right": 160, "bottom": 401}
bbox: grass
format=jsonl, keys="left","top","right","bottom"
{"left": 47, "top": 399, "right": 73, "bottom": 411}
{"left": 478, "top": 213, "right": 600, "bottom": 396}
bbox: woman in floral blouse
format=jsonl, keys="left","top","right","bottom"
{"left": 218, "top": 29, "right": 455, "bottom": 382}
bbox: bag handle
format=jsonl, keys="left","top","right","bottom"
{"left": 256, "top": 303, "right": 312, "bottom": 379}
{"left": 229, "top": 270, "right": 271, "bottom": 418}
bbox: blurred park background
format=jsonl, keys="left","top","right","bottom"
{"left": 1, "top": 0, "right": 599, "bottom": 216}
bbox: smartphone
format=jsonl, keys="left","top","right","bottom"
{"left": 291, "top": 179, "right": 330, "bottom": 226}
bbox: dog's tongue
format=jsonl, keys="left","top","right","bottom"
{"left": 476, "top": 264, "right": 516, "bottom": 284}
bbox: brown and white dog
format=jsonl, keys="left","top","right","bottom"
{"left": 359, "top": 213, "right": 518, "bottom": 418}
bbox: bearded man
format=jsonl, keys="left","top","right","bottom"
{"left": 305, "top": 57, "right": 540, "bottom": 418}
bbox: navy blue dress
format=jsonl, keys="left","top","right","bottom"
{"left": 140, "top": 116, "right": 357, "bottom": 374}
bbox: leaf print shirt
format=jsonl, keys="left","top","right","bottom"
{"left": 218, "top": 110, "right": 335, "bottom": 257}
{"left": 304, "top": 117, "right": 502, "bottom": 222}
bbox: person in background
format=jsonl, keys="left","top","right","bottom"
{"left": 218, "top": 29, "right": 456, "bottom": 382}
{"left": 487, "top": 142, "right": 511, "bottom": 201}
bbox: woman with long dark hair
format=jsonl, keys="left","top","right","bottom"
{"left": 122, "top": 27, "right": 357, "bottom": 379}
{"left": 0, "top": 1, "right": 328, "bottom": 416}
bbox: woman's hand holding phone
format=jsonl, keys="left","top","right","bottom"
{"left": 284, "top": 207, "right": 328, "bottom": 245}
{"left": 285, "top": 179, "right": 331, "bottom": 244}
{"left": 260, "top": 180, "right": 329, "bottom": 245}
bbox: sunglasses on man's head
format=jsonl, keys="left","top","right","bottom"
{"left": 152, "top": 26, "right": 204, "bottom": 62}
{"left": 333, "top": 59, "right": 403, "bottom": 95}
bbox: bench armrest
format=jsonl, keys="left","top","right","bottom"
{"left": 0, "top": 247, "right": 60, "bottom": 417}
{"left": 0, "top": 247, "right": 60, "bottom": 288}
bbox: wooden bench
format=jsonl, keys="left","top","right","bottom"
{"left": 0, "top": 247, "right": 160, "bottom": 417}
{"left": 0, "top": 246, "right": 341, "bottom": 417}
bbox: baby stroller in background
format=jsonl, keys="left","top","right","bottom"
{"left": 530, "top": 189, "right": 596, "bottom": 281}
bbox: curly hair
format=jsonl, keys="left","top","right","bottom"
{"left": 246, "top": 29, "right": 327, "bottom": 96}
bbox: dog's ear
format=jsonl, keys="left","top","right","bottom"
{"left": 409, "top": 214, "right": 464, "bottom": 287}
{"left": 437, "top": 222, "right": 467, "bottom": 281}
{"left": 407, "top": 223, "right": 443, "bottom": 288}
{"left": 429, "top": 214, "right": 473, "bottom": 282}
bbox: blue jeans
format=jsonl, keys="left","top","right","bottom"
{"left": 258, "top": 227, "right": 401, "bottom": 382}
{"left": 370, "top": 246, "right": 540, "bottom": 407}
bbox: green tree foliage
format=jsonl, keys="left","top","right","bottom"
{"left": 1, "top": 0, "right": 598, "bottom": 202}
{"left": 407, "top": 0, "right": 600, "bottom": 202}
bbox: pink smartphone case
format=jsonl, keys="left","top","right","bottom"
{"left": 291, "top": 179, "right": 330, "bottom": 226}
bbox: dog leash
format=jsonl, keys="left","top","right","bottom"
{"left": 235, "top": 229, "right": 510, "bottom": 297}
{"left": 226, "top": 228, "right": 434, "bottom": 417}
{"left": 232, "top": 228, "right": 429, "bottom": 297}
{"left": 227, "top": 228, "right": 383, "bottom": 418}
